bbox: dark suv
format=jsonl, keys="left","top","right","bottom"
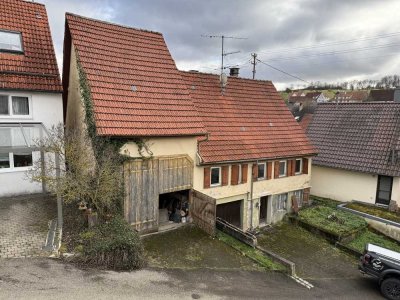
{"left": 360, "top": 243, "right": 400, "bottom": 299}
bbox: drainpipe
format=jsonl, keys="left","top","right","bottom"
{"left": 249, "top": 160, "right": 258, "bottom": 230}
{"left": 196, "top": 133, "right": 209, "bottom": 165}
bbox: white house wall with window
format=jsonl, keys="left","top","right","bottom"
{"left": 0, "top": 0, "right": 63, "bottom": 197}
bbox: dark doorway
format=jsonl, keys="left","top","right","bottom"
{"left": 159, "top": 190, "right": 190, "bottom": 225}
{"left": 376, "top": 175, "right": 393, "bottom": 206}
{"left": 259, "top": 196, "right": 268, "bottom": 224}
{"left": 216, "top": 200, "right": 242, "bottom": 228}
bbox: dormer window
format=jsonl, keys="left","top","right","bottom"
{"left": 0, "top": 30, "right": 23, "bottom": 53}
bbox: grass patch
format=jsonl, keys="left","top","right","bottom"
{"left": 298, "top": 205, "right": 367, "bottom": 236}
{"left": 143, "top": 225, "right": 265, "bottom": 271}
{"left": 310, "top": 195, "right": 343, "bottom": 208}
{"left": 217, "top": 231, "right": 285, "bottom": 271}
{"left": 346, "top": 202, "right": 400, "bottom": 224}
{"left": 347, "top": 230, "right": 400, "bottom": 253}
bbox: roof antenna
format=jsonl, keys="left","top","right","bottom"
{"left": 201, "top": 34, "right": 247, "bottom": 93}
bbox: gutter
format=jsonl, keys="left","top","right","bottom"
{"left": 196, "top": 133, "right": 209, "bottom": 165}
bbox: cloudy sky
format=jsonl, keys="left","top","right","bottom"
{"left": 40, "top": 0, "right": 400, "bottom": 90}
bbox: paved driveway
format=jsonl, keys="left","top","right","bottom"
{"left": 0, "top": 194, "right": 56, "bottom": 258}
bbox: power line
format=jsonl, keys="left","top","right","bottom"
{"left": 256, "top": 59, "right": 310, "bottom": 83}
{"left": 257, "top": 30, "right": 400, "bottom": 55}
{"left": 263, "top": 42, "right": 400, "bottom": 62}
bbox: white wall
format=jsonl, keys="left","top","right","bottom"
{"left": 310, "top": 165, "right": 379, "bottom": 204}
{"left": 0, "top": 91, "right": 63, "bottom": 197}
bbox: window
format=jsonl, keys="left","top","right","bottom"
{"left": 257, "top": 163, "right": 266, "bottom": 180}
{"left": 277, "top": 193, "right": 287, "bottom": 211}
{"left": 294, "top": 190, "right": 304, "bottom": 207}
{"left": 0, "top": 151, "right": 33, "bottom": 170}
{"left": 210, "top": 167, "right": 221, "bottom": 186}
{"left": 0, "top": 95, "right": 30, "bottom": 117}
{"left": 0, "top": 30, "right": 23, "bottom": 52}
{"left": 279, "top": 160, "right": 287, "bottom": 177}
{"left": 295, "top": 159, "right": 302, "bottom": 175}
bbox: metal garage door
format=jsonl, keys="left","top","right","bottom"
{"left": 216, "top": 200, "right": 242, "bottom": 228}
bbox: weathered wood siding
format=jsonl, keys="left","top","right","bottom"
{"left": 190, "top": 190, "right": 216, "bottom": 236}
{"left": 124, "top": 155, "right": 193, "bottom": 232}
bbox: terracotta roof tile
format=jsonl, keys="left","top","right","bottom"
{"left": 180, "top": 71, "right": 317, "bottom": 164}
{"left": 0, "top": 0, "right": 61, "bottom": 92}
{"left": 63, "top": 13, "right": 205, "bottom": 137}
{"left": 307, "top": 102, "right": 400, "bottom": 177}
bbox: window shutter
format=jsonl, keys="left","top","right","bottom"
{"left": 241, "top": 164, "right": 248, "bottom": 183}
{"left": 287, "top": 160, "right": 292, "bottom": 177}
{"left": 267, "top": 162, "right": 273, "bottom": 179}
{"left": 302, "top": 158, "right": 309, "bottom": 174}
{"left": 252, "top": 163, "right": 257, "bottom": 180}
{"left": 274, "top": 161, "right": 279, "bottom": 178}
{"left": 222, "top": 166, "right": 229, "bottom": 186}
{"left": 204, "top": 167, "right": 210, "bottom": 189}
{"left": 290, "top": 159, "right": 296, "bottom": 176}
{"left": 303, "top": 187, "right": 310, "bottom": 205}
{"left": 231, "top": 164, "right": 239, "bottom": 185}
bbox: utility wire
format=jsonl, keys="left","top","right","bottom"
{"left": 264, "top": 42, "right": 400, "bottom": 62}
{"left": 256, "top": 59, "right": 310, "bottom": 83}
{"left": 258, "top": 30, "right": 400, "bottom": 54}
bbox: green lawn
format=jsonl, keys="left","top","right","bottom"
{"left": 143, "top": 225, "right": 271, "bottom": 271}
{"left": 346, "top": 202, "right": 400, "bottom": 224}
{"left": 298, "top": 205, "right": 367, "bottom": 236}
{"left": 347, "top": 230, "right": 400, "bottom": 253}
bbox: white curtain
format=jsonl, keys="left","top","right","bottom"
{"left": 12, "top": 97, "right": 29, "bottom": 115}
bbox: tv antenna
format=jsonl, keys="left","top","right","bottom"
{"left": 201, "top": 35, "right": 247, "bottom": 76}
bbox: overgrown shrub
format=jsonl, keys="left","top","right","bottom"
{"left": 77, "top": 216, "right": 144, "bottom": 270}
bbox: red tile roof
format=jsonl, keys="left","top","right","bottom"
{"left": 299, "top": 113, "right": 313, "bottom": 131}
{"left": 180, "top": 71, "right": 317, "bottom": 164}
{"left": 333, "top": 91, "right": 369, "bottom": 102}
{"left": 307, "top": 102, "right": 400, "bottom": 177}
{"left": 0, "top": 0, "right": 61, "bottom": 92}
{"left": 63, "top": 13, "right": 206, "bottom": 137}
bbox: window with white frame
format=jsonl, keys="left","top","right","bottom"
{"left": 0, "top": 94, "right": 30, "bottom": 117}
{"left": 238, "top": 164, "right": 242, "bottom": 184}
{"left": 257, "top": 162, "right": 266, "bottom": 180}
{"left": 210, "top": 167, "right": 221, "bottom": 186}
{"left": 294, "top": 190, "right": 304, "bottom": 207}
{"left": 295, "top": 159, "right": 302, "bottom": 175}
{"left": 0, "top": 30, "right": 23, "bottom": 53}
{"left": 279, "top": 160, "right": 287, "bottom": 177}
{"left": 276, "top": 193, "right": 288, "bottom": 211}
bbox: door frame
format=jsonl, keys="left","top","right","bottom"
{"left": 375, "top": 175, "right": 393, "bottom": 206}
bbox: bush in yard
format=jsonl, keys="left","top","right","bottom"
{"left": 77, "top": 216, "right": 144, "bottom": 270}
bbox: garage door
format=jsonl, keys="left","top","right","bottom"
{"left": 216, "top": 200, "right": 242, "bottom": 228}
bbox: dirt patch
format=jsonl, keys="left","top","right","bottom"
{"left": 143, "top": 225, "right": 264, "bottom": 271}
{"left": 257, "top": 222, "right": 359, "bottom": 279}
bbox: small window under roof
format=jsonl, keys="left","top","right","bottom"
{"left": 0, "top": 30, "right": 23, "bottom": 53}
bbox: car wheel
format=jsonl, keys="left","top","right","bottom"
{"left": 381, "top": 278, "right": 400, "bottom": 300}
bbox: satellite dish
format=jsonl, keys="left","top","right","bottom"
{"left": 220, "top": 73, "right": 228, "bottom": 87}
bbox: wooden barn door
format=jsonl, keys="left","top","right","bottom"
{"left": 190, "top": 190, "right": 216, "bottom": 236}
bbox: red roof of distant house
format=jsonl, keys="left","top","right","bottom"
{"left": 180, "top": 71, "right": 317, "bottom": 164}
{"left": 63, "top": 13, "right": 205, "bottom": 137}
{"left": 333, "top": 91, "right": 369, "bottom": 102}
{"left": 0, "top": 0, "right": 61, "bottom": 92}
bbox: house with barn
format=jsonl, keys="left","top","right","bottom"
{"left": 307, "top": 102, "right": 400, "bottom": 207}
{"left": 0, "top": 0, "right": 63, "bottom": 196}
{"left": 63, "top": 13, "right": 316, "bottom": 234}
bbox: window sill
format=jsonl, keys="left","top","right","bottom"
{"left": 278, "top": 175, "right": 287, "bottom": 178}
{"left": 0, "top": 166, "right": 32, "bottom": 173}
{"left": 210, "top": 184, "right": 222, "bottom": 188}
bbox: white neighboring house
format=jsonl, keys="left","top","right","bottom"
{"left": 0, "top": 0, "right": 63, "bottom": 197}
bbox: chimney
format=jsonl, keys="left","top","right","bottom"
{"left": 229, "top": 67, "right": 239, "bottom": 77}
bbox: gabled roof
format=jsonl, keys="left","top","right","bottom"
{"left": 180, "top": 71, "right": 317, "bottom": 164}
{"left": 368, "top": 89, "right": 399, "bottom": 102}
{"left": 63, "top": 13, "right": 205, "bottom": 137}
{"left": 333, "top": 91, "right": 369, "bottom": 102}
{"left": 307, "top": 102, "right": 400, "bottom": 177}
{"left": 0, "top": 0, "right": 61, "bottom": 92}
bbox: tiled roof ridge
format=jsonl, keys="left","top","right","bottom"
{"left": 66, "top": 12, "right": 163, "bottom": 36}
{"left": 20, "top": 0, "right": 45, "bottom": 7}
{"left": 180, "top": 70, "right": 273, "bottom": 84}
{"left": 319, "top": 101, "right": 400, "bottom": 106}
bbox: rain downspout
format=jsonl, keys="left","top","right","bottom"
{"left": 197, "top": 133, "right": 209, "bottom": 164}
{"left": 250, "top": 160, "right": 258, "bottom": 230}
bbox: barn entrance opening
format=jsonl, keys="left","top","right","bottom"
{"left": 158, "top": 190, "right": 190, "bottom": 231}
